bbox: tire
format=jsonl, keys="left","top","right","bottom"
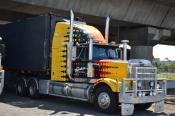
{"left": 27, "top": 78, "right": 39, "bottom": 99}
{"left": 16, "top": 78, "right": 27, "bottom": 96}
{"left": 94, "top": 86, "right": 118, "bottom": 113}
{"left": 135, "top": 103, "right": 152, "bottom": 110}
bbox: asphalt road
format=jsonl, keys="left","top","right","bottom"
{"left": 0, "top": 91, "right": 174, "bottom": 116}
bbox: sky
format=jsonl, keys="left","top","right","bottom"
{"left": 153, "top": 44, "right": 175, "bottom": 61}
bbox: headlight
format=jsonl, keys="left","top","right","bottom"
{"left": 142, "top": 92, "right": 146, "bottom": 96}
{"left": 138, "top": 92, "right": 142, "bottom": 97}
{"left": 153, "top": 92, "right": 156, "bottom": 96}
{"left": 149, "top": 81, "right": 154, "bottom": 87}
{"left": 157, "top": 82, "right": 160, "bottom": 89}
{"left": 137, "top": 81, "right": 142, "bottom": 87}
{"left": 150, "top": 91, "right": 156, "bottom": 96}
{"left": 138, "top": 92, "right": 146, "bottom": 96}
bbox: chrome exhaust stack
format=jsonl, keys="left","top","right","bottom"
{"left": 105, "top": 16, "right": 110, "bottom": 44}
{"left": 67, "top": 9, "right": 75, "bottom": 81}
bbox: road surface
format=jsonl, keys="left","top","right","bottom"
{"left": 0, "top": 91, "right": 174, "bottom": 116}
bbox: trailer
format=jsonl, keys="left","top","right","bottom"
{"left": 0, "top": 11, "right": 166, "bottom": 115}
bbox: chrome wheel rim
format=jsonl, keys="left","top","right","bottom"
{"left": 17, "top": 84, "right": 22, "bottom": 93}
{"left": 98, "top": 92, "right": 110, "bottom": 109}
{"left": 29, "top": 85, "right": 35, "bottom": 95}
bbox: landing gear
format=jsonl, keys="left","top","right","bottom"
{"left": 94, "top": 86, "right": 118, "bottom": 113}
{"left": 16, "top": 78, "right": 27, "bottom": 96}
{"left": 27, "top": 78, "right": 39, "bottom": 98}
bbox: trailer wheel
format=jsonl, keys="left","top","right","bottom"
{"left": 94, "top": 86, "right": 118, "bottom": 113}
{"left": 27, "top": 79, "right": 39, "bottom": 99}
{"left": 16, "top": 78, "right": 27, "bottom": 96}
{"left": 135, "top": 103, "right": 152, "bottom": 110}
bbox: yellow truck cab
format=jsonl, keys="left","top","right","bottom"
{"left": 1, "top": 11, "right": 166, "bottom": 115}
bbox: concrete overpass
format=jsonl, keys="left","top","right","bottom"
{"left": 0, "top": 0, "right": 175, "bottom": 60}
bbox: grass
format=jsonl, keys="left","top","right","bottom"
{"left": 157, "top": 73, "right": 175, "bottom": 80}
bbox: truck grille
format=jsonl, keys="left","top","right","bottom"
{"left": 129, "top": 67, "right": 157, "bottom": 78}
{"left": 128, "top": 67, "right": 157, "bottom": 92}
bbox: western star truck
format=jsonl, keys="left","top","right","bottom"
{"left": 0, "top": 11, "right": 166, "bottom": 115}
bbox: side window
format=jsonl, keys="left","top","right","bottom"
{"left": 76, "top": 47, "right": 89, "bottom": 61}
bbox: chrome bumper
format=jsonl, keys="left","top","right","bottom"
{"left": 119, "top": 78, "right": 167, "bottom": 104}
{"left": 119, "top": 93, "right": 165, "bottom": 104}
{"left": 119, "top": 78, "right": 166, "bottom": 116}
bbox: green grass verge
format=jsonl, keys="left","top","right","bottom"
{"left": 157, "top": 73, "right": 175, "bottom": 80}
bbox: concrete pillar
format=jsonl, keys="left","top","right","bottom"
{"left": 130, "top": 46, "right": 153, "bottom": 61}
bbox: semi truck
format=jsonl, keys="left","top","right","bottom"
{"left": 0, "top": 11, "right": 166, "bottom": 115}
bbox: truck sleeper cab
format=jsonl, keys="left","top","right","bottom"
{"left": 1, "top": 11, "right": 166, "bottom": 116}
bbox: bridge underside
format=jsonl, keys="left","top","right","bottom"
{"left": 0, "top": 0, "right": 175, "bottom": 60}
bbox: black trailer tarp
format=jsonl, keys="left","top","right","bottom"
{"left": 0, "top": 15, "right": 63, "bottom": 72}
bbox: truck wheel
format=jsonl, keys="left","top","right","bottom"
{"left": 135, "top": 103, "right": 152, "bottom": 110}
{"left": 94, "top": 86, "right": 118, "bottom": 113}
{"left": 16, "top": 78, "right": 27, "bottom": 96}
{"left": 27, "top": 79, "right": 39, "bottom": 99}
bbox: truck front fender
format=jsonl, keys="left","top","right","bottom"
{"left": 94, "top": 78, "right": 121, "bottom": 92}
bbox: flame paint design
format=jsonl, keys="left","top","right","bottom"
{"left": 95, "top": 60, "right": 128, "bottom": 80}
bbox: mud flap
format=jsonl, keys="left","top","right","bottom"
{"left": 121, "top": 103, "right": 134, "bottom": 116}
{"left": 154, "top": 100, "right": 164, "bottom": 113}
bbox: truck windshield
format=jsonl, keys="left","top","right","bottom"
{"left": 93, "top": 46, "right": 118, "bottom": 60}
